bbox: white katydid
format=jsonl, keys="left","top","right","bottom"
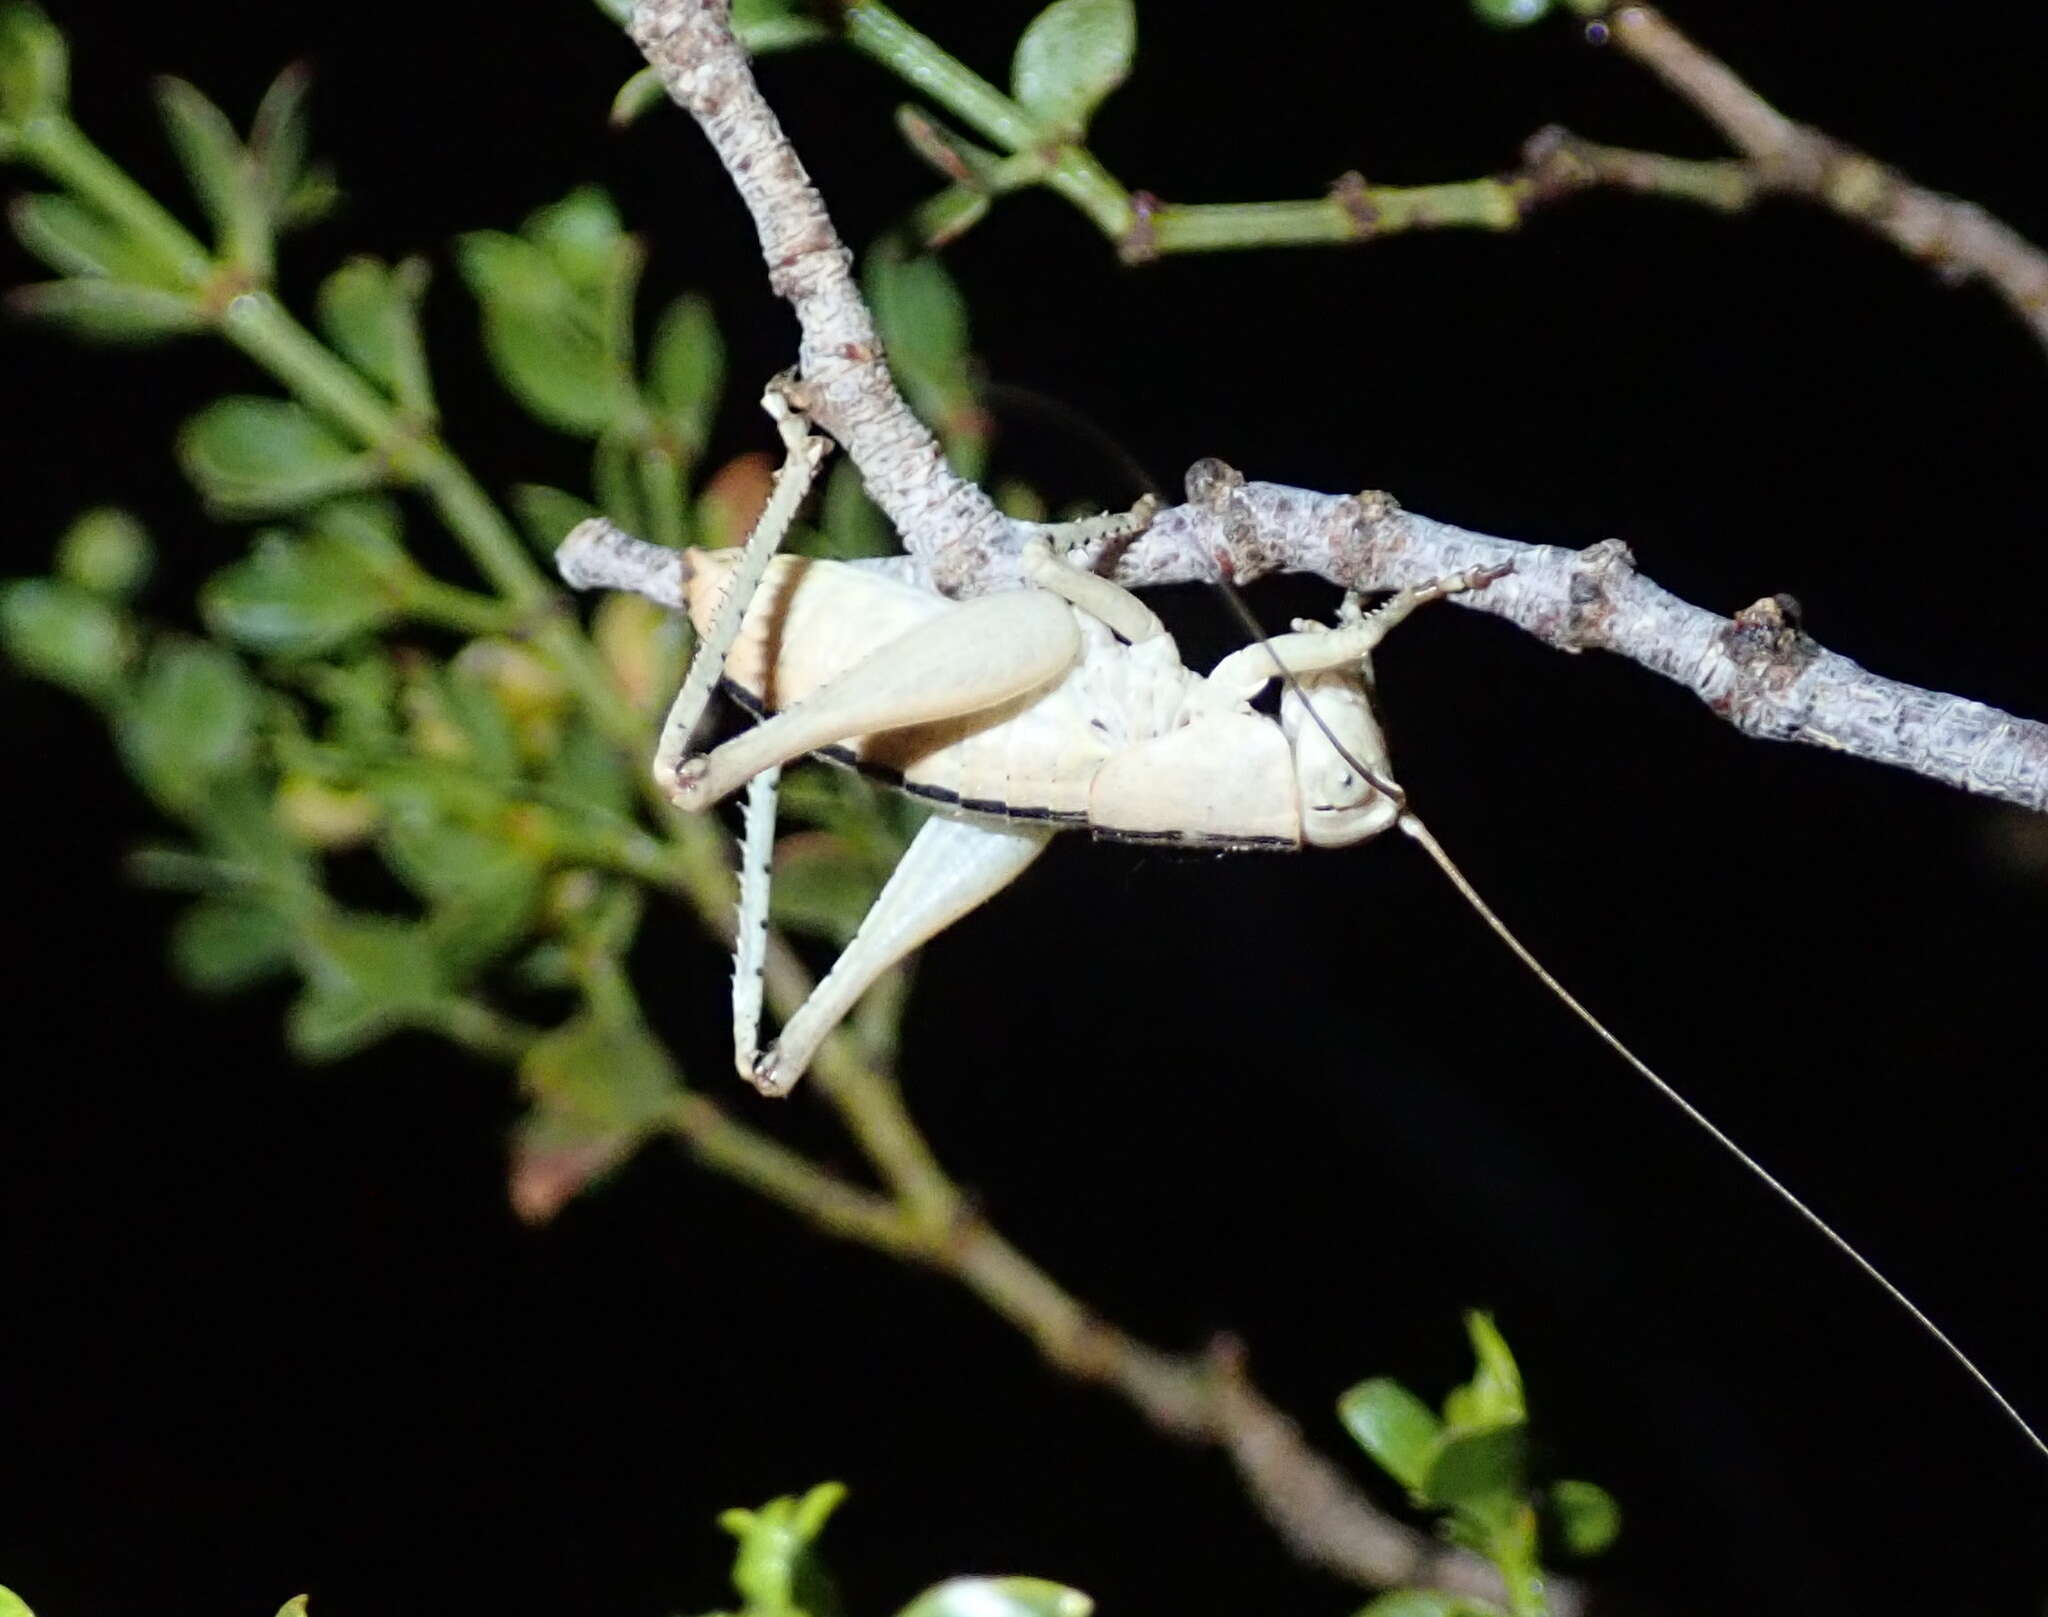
{"left": 561, "top": 376, "right": 2046, "bottom": 1464}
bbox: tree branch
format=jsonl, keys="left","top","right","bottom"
{"left": 1597, "top": 3, "right": 2048, "bottom": 354}
{"left": 566, "top": 480, "right": 2048, "bottom": 815}
{"left": 627, "top": 0, "right": 1012, "bottom": 595}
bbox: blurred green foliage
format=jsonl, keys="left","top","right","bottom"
{"left": 1343, "top": 1315, "right": 1619, "bottom": 1617}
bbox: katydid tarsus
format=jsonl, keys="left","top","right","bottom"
{"left": 559, "top": 376, "right": 2047, "bottom": 1466}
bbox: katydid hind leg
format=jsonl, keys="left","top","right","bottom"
{"left": 753, "top": 815, "right": 1052, "bottom": 1097}
{"left": 672, "top": 589, "right": 1083, "bottom": 812}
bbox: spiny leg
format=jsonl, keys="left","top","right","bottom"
{"left": 750, "top": 815, "right": 1053, "bottom": 1096}
{"left": 654, "top": 377, "right": 832, "bottom": 799}
{"left": 672, "top": 586, "right": 1083, "bottom": 811}
{"left": 730, "top": 763, "right": 781, "bottom": 1085}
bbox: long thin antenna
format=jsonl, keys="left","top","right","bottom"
{"left": 1212, "top": 567, "right": 2047, "bottom": 1463}
{"left": 1397, "top": 813, "right": 2048, "bottom": 1462}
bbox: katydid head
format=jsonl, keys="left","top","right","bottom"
{"left": 1281, "top": 669, "right": 1402, "bottom": 847}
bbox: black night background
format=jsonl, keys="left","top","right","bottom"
{"left": 3, "top": 3, "right": 2045, "bottom": 1614}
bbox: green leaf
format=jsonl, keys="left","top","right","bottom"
{"left": 1471, "top": 0, "right": 1552, "bottom": 27}
{"left": 1010, "top": 0, "right": 1135, "bottom": 138}
{"left": 897, "top": 1580, "right": 1092, "bottom": 1617}
{"left": 378, "top": 802, "right": 542, "bottom": 976}
{"left": 645, "top": 290, "right": 722, "bottom": 456}
{"left": 770, "top": 831, "right": 885, "bottom": 945}
{"left": 0, "top": 1583, "right": 37, "bottom": 1617}
{"left": 10, "top": 192, "right": 184, "bottom": 285}
{"left": 7, "top": 277, "right": 205, "bottom": 342}
{"left": 178, "top": 396, "right": 382, "bottom": 515}
{"left": 433, "top": 660, "right": 524, "bottom": 780}
{"left": 457, "top": 231, "right": 618, "bottom": 437}
{"left": 275, "top": 1599, "right": 311, "bottom": 1617}
{"left": 543, "top": 711, "right": 636, "bottom": 820}
{"left": 591, "top": 429, "right": 646, "bottom": 536}
{"left": 202, "top": 505, "right": 410, "bottom": 657}
{"left": 0, "top": 576, "right": 129, "bottom": 697}
{"left": 814, "top": 458, "right": 896, "bottom": 560}
{"left": 1337, "top": 1377, "right": 1443, "bottom": 1495}
{"left": 519, "top": 1006, "right": 681, "bottom": 1135}
{"left": 1443, "top": 1310, "right": 1525, "bottom": 1432}
{"left": 289, "top": 913, "right": 448, "bottom": 1060}
{"left": 117, "top": 640, "right": 263, "bottom": 810}
{"left": 171, "top": 895, "right": 296, "bottom": 991}
{"left": 1355, "top": 1593, "right": 1496, "bottom": 1617}
{"left": 731, "top": 0, "right": 833, "bottom": 53}
{"left": 56, "top": 507, "right": 153, "bottom": 598}
{"left": 316, "top": 255, "right": 429, "bottom": 403}
{"left": 1422, "top": 1423, "right": 1528, "bottom": 1513}
{"left": 247, "top": 63, "right": 313, "bottom": 221}
{"left": 306, "top": 652, "right": 400, "bottom": 752}
{"left": 896, "top": 106, "right": 1002, "bottom": 190}
{"left": 0, "top": 3, "right": 66, "bottom": 129}
{"left": 863, "top": 244, "right": 983, "bottom": 476}
{"left": 277, "top": 161, "right": 341, "bottom": 230}
{"left": 719, "top": 1484, "right": 847, "bottom": 1617}
{"left": 866, "top": 246, "right": 969, "bottom": 402}
{"left": 511, "top": 1003, "right": 682, "bottom": 1219}
{"left": 523, "top": 185, "right": 627, "bottom": 297}
{"left": 1547, "top": 1478, "right": 1621, "bottom": 1558}
{"left": 609, "top": 64, "right": 667, "bottom": 129}
{"left": 911, "top": 185, "right": 991, "bottom": 251}
{"left": 155, "top": 75, "right": 266, "bottom": 272}
{"left": 511, "top": 483, "right": 599, "bottom": 557}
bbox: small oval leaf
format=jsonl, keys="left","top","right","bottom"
{"left": 1010, "top": 0, "right": 1135, "bottom": 137}
{"left": 0, "top": 576, "right": 129, "bottom": 697}
{"left": 178, "top": 395, "right": 381, "bottom": 515}
{"left": 201, "top": 509, "right": 409, "bottom": 654}
{"left": 0, "top": 2, "right": 66, "bottom": 128}
{"left": 1471, "top": 0, "right": 1553, "bottom": 27}
{"left": 1337, "top": 1377, "right": 1443, "bottom": 1494}
{"left": 457, "top": 231, "right": 618, "bottom": 437}
{"left": 316, "top": 256, "right": 408, "bottom": 394}
{"left": 1421, "top": 1423, "right": 1528, "bottom": 1513}
{"left": 155, "top": 75, "right": 265, "bottom": 271}
{"left": 896, "top": 1578, "right": 1093, "bottom": 1617}
{"left": 56, "top": 506, "right": 153, "bottom": 598}
{"left": 645, "top": 290, "right": 723, "bottom": 456}
{"left": 10, "top": 192, "right": 186, "bottom": 285}
{"left": 7, "top": 277, "right": 205, "bottom": 342}
{"left": 118, "top": 640, "right": 264, "bottom": 811}
{"left": 171, "top": 895, "right": 296, "bottom": 992}
{"left": 1547, "top": 1477, "right": 1621, "bottom": 1558}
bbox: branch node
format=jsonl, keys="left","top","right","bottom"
{"left": 1120, "top": 189, "right": 1163, "bottom": 265}
{"left": 1329, "top": 170, "right": 1381, "bottom": 238}
{"left": 1564, "top": 536, "right": 1637, "bottom": 651}
{"left": 1724, "top": 591, "right": 1818, "bottom": 685}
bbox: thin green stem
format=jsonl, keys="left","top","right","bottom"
{"left": 637, "top": 445, "right": 689, "bottom": 552}
{"left": 838, "top": 1, "right": 1134, "bottom": 240}
{"left": 666, "top": 1094, "right": 921, "bottom": 1255}
{"left": 420, "top": 997, "right": 543, "bottom": 1061}
{"left": 839, "top": 3, "right": 1038, "bottom": 150}
{"left": 404, "top": 575, "right": 524, "bottom": 638}
{"left": 16, "top": 114, "right": 214, "bottom": 285}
